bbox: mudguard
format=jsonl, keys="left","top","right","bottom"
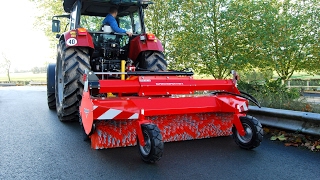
{"left": 128, "top": 34, "right": 164, "bottom": 61}
{"left": 61, "top": 28, "right": 95, "bottom": 49}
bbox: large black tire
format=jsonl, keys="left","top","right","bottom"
{"left": 138, "top": 124, "right": 164, "bottom": 163}
{"left": 55, "top": 41, "right": 91, "bottom": 121}
{"left": 47, "top": 63, "right": 56, "bottom": 110}
{"left": 232, "top": 115, "right": 263, "bottom": 149}
{"left": 138, "top": 51, "right": 167, "bottom": 71}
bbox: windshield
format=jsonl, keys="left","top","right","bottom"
{"left": 79, "top": 12, "right": 141, "bottom": 33}
{"left": 119, "top": 12, "right": 141, "bottom": 34}
{"left": 80, "top": 16, "right": 105, "bottom": 31}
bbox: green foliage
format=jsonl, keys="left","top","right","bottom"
{"left": 247, "top": 0, "right": 319, "bottom": 80}
{"left": 162, "top": 0, "right": 253, "bottom": 78}
{"left": 81, "top": 16, "right": 105, "bottom": 31}
{"left": 239, "top": 69, "right": 274, "bottom": 83}
{"left": 29, "top": 0, "right": 65, "bottom": 49}
{"left": 238, "top": 78, "right": 305, "bottom": 111}
{"left": 145, "top": 0, "right": 319, "bottom": 79}
{"left": 31, "top": 66, "right": 47, "bottom": 74}
{"left": 30, "top": 0, "right": 320, "bottom": 79}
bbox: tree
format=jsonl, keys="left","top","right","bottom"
{"left": 1, "top": 52, "right": 12, "bottom": 82}
{"left": 247, "top": 0, "right": 320, "bottom": 80}
{"left": 29, "top": 0, "right": 65, "bottom": 49}
{"left": 30, "top": 0, "right": 319, "bottom": 79}
{"left": 144, "top": 0, "right": 182, "bottom": 68}
{"left": 166, "top": 0, "right": 254, "bottom": 78}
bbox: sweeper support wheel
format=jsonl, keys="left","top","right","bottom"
{"left": 232, "top": 115, "right": 263, "bottom": 149}
{"left": 138, "top": 124, "right": 164, "bottom": 163}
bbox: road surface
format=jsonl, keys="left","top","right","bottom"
{"left": 0, "top": 86, "right": 319, "bottom": 179}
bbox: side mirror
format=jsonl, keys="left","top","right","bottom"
{"left": 52, "top": 19, "right": 61, "bottom": 32}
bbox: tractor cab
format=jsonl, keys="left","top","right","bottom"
{"left": 53, "top": 0, "right": 150, "bottom": 35}
{"left": 51, "top": 0, "right": 164, "bottom": 74}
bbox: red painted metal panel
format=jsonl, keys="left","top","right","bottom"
{"left": 99, "top": 80, "right": 140, "bottom": 94}
{"left": 90, "top": 95, "right": 247, "bottom": 118}
{"left": 99, "top": 76, "right": 239, "bottom": 95}
{"left": 63, "top": 29, "right": 94, "bottom": 49}
{"left": 79, "top": 90, "right": 94, "bottom": 135}
{"left": 128, "top": 34, "right": 164, "bottom": 61}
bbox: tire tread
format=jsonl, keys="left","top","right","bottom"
{"left": 139, "top": 124, "right": 164, "bottom": 163}
{"left": 232, "top": 115, "right": 263, "bottom": 149}
{"left": 56, "top": 44, "right": 91, "bottom": 122}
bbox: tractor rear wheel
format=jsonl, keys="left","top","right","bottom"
{"left": 47, "top": 63, "right": 56, "bottom": 110}
{"left": 138, "top": 51, "right": 167, "bottom": 71}
{"left": 55, "top": 41, "right": 91, "bottom": 121}
{"left": 138, "top": 124, "right": 164, "bottom": 163}
{"left": 232, "top": 115, "right": 263, "bottom": 149}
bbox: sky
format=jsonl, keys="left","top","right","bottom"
{"left": 0, "top": 0, "right": 53, "bottom": 71}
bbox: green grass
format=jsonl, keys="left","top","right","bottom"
{"left": 0, "top": 73, "right": 46, "bottom": 82}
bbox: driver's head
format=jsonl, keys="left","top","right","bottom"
{"left": 109, "top": 6, "right": 118, "bottom": 17}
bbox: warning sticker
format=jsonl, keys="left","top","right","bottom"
{"left": 66, "top": 38, "right": 77, "bottom": 46}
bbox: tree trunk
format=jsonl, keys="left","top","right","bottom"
{"left": 6, "top": 70, "right": 11, "bottom": 82}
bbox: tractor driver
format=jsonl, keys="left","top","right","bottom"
{"left": 102, "top": 6, "right": 133, "bottom": 37}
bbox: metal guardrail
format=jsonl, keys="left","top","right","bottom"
{"left": 0, "top": 83, "right": 16, "bottom": 86}
{"left": 248, "top": 106, "right": 320, "bottom": 136}
{"left": 29, "top": 82, "right": 46, "bottom": 86}
{"left": 0, "top": 82, "right": 47, "bottom": 86}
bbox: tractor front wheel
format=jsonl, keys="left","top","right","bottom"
{"left": 232, "top": 115, "right": 263, "bottom": 149}
{"left": 47, "top": 63, "right": 56, "bottom": 110}
{"left": 138, "top": 124, "right": 164, "bottom": 163}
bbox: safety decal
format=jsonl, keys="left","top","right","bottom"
{"left": 237, "top": 102, "right": 248, "bottom": 112}
{"left": 66, "top": 38, "right": 77, "bottom": 46}
{"left": 93, "top": 106, "right": 139, "bottom": 120}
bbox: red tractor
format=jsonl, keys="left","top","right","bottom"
{"left": 47, "top": 0, "right": 263, "bottom": 163}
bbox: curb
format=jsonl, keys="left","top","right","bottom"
{"left": 248, "top": 106, "right": 320, "bottom": 136}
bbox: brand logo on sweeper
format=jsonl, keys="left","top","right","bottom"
{"left": 156, "top": 83, "right": 184, "bottom": 85}
{"left": 84, "top": 108, "right": 90, "bottom": 118}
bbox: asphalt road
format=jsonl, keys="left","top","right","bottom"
{"left": 0, "top": 86, "right": 319, "bottom": 180}
{"left": 303, "top": 92, "right": 320, "bottom": 104}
